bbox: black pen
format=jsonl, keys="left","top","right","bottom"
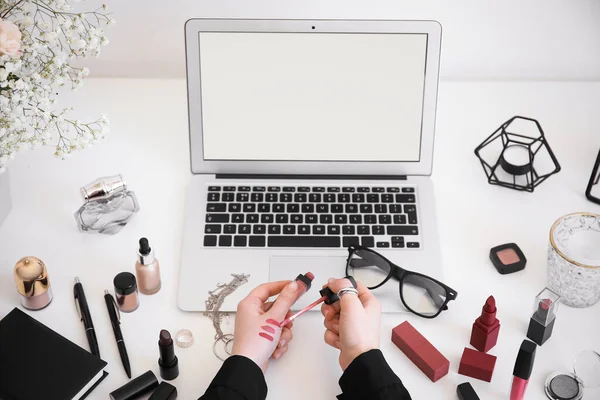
{"left": 104, "top": 290, "right": 132, "bottom": 378}
{"left": 74, "top": 277, "right": 100, "bottom": 357}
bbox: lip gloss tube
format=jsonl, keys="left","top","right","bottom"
{"left": 510, "top": 340, "right": 537, "bottom": 400}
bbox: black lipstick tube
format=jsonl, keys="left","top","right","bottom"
{"left": 158, "top": 330, "right": 179, "bottom": 380}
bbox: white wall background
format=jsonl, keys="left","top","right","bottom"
{"left": 83, "top": 0, "right": 600, "bottom": 80}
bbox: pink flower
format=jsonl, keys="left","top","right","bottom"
{"left": 0, "top": 18, "right": 22, "bottom": 58}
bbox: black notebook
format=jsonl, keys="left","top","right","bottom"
{"left": 0, "top": 308, "right": 108, "bottom": 400}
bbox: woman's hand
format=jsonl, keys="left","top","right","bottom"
{"left": 321, "top": 277, "right": 382, "bottom": 371}
{"left": 231, "top": 280, "right": 300, "bottom": 372}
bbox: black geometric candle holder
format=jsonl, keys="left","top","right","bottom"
{"left": 586, "top": 149, "right": 600, "bottom": 205}
{"left": 474, "top": 116, "right": 561, "bottom": 192}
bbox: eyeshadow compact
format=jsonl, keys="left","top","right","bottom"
{"left": 490, "top": 243, "right": 527, "bottom": 274}
{"left": 545, "top": 350, "right": 600, "bottom": 400}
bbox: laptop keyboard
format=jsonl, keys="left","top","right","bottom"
{"left": 203, "top": 185, "right": 420, "bottom": 249}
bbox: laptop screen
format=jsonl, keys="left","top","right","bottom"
{"left": 198, "top": 32, "right": 427, "bottom": 163}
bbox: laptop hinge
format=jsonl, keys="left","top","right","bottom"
{"left": 216, "top": 174, "right": 407, "bottom": 180}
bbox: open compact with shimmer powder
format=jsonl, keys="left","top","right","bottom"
{"left": 489, "top": 243, "right": 527, "bottom": 274}
{"left": 544, "top": 350, "right": 600, "bottom": 400}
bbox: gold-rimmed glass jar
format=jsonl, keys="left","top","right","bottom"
{"left": 548, "top": 212, "right": 600, "bottom": 307}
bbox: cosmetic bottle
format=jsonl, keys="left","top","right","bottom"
{"left": 74, "top": 175, "right": 140, "bottom": 235}
{"left": 526, "top": 287, "right": 560, "bottom": 346}
{"left": 13, "top": 256, "right": 53, "bottom": 310}
{"left": 510, "top": 340, "right": 537, "bottom": 400}
{"left": 469, "top": 295, "right": 500, "bottom": 352}
{"left": 114, "top": 272, "right": 140, "bottom": 313}
{"left": 136, "top": 237, "right": 161, "bottom": 295}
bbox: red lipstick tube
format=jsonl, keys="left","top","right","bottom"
{"left": 510, "top": 340, "right": 537, "bottom": 400}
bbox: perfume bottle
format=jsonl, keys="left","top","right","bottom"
{"left": 74, "top": 175, "right": 140, "bottom": 235}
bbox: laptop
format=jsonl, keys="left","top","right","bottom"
{"left": 179, "top": 19, "right": 443, "bottom": 313}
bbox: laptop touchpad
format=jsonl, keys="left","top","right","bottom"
{"left": 269, "top": 256, "right": 346, "bottom": 310}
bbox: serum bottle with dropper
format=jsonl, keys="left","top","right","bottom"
{"left": 136, "top": 237, "right": 161, "bottom": 295}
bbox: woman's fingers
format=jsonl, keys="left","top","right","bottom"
{"left": 321, "top": 303, "right": 340, "bottom": 320}
{"left": 278, "top": 327, "right": 293, "bottom": 348}
{"left": 272, "top": 344, "right": 289, "bottom": 360}
{"left": 324, "top": 329, "right": 340, "bottom": 349}
{"left": 323, "top": 317, "right": 340, "bottom": 334}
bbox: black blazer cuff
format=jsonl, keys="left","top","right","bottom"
{"left": 338, "top": 349, "right": 403, "bottom": 399}
{"left": 208, "top": 355, "right": 267, "bottom": 400}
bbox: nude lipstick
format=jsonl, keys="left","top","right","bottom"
{"left": 510, "top": 340, "right": 537, "bottom": 400}
{"left": 158, "top": 330, "right": 179, "bottom": 380}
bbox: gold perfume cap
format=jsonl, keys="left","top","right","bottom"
{"left": 14, "top": 256, "right": 53, "bottom": 310}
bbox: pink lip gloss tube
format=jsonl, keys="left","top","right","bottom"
{"left": 510, "top": 340, "right": 537, "bottom": 400}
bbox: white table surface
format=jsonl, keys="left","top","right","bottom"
{"left": 0, "top": 79, "right": 599, "bottom": 400}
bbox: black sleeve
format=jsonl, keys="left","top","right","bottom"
{"left": 337, "top": 349, "right": 412, "bottom": 400}
{"left": 199, "top": 356, "right": 267, "bottom": 400}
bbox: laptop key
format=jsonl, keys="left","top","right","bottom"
{"left": 409, "top": 215, "right": 418, "bottom": 224}
{"left": 208, "top": 193, "right": 220, "bottom": 202}
{"left": 372, "top": 187, "right": 385, "bottom": 192}
{"left": 228, "top": 203, "right": 242, "bottom": 212}
{"left": 205, "top": 224, "right": 222, "bottom": 234}
{"left": 223, "top": 186, "right": 236, "bottom": 192}
{"left": 335, "top": 215, "right": 348, "bottom": 224}
{"left": 389, "top": 205, "right": 403, "bottom": 213}
{"left": 388, "top": 226, "right": 419, "bottom": 235}
{"left": 219, "top": 235, "right": 232, "bottom": 247}
{"left": 283, "top": 225, "right": 296, "bottom": 234}
{"left": 392, "top": 241, "right": 405, "bottom": 248}
{"left": 343, "top": 236, "right": 360, "bottom": 247}
{"left": 222, "top": 193, "right": 234, "bottom": 202}
{"left": 381, "top": 194, "right": 394, "bottom": 203}
{"left": 404, "top": 205, "right": 418, "bottom": 224}
{"left": 291, "top": 214, "right": 303, "bottom": 223}
{"left": 298, "top": 225, "right": 310, "bottom": 234}
{"left": 273, "top": 204, "right": 285, "bottom": 213}
{"left": 402, "top": 187, "right": 415, "bottom": 193}
{"left": 287, "top": 204, "right": 299, "bottom": 213}
{"left": 375, "top": 204, "right": 387, "bottom": 213}
{"left": 208, "top": 186, "right": 221, "bottom": 192}
{"left": 236, "top": 193, "right": 249, "bottom": 202}
{"left": 317, "top": 204, "right": 329, "bottom": 213}
{"left": 309, "top": 194, "right": 321, "bottom": 202}
{"left": 283, "top": 187, "right": 296, "bottom": 192}
{"left": 338, "top": 194, "right": 350, "bottom": 203}
{"left": 239, "top": 224, "right": 251, "bottom": 234}
{"left": 204, "top": 235, "right": 217, "bottom": 246}
{"left": 342, "top": 187, "right": 355, "bottom": 192}
{"left": 249, "top": 236, "right": 266, "bottom": 247}
{"left": 331, "top": 204, "right": 343, "bottom": 213}
{"left": 268, "top": 187, "right": 280, "bottom": 192}
{"left": 393, "top": 215, "right": 407, "bottom": 224}
{"left": 224, "top": 225, "right": 236, "bottom": 234}
{"left": 261, "top": 214, "right": 274, "bottom": 224}
{"left": 258, "top": 204, "right": 271, "bottom": 213}
{"left": 312, "top": 187, "right": 325, "bottom": 192}
{"left": 345, "top": 204, "right": 358, "bottom": 213}
{"left": 372, "top": 226, "right": 385, "bottom": 235}
{"left": 343, "top": 225, "right": 355, "bottom": 235}
{"left": 253, "top": 225, "right": 266, "bottom": 234}
{"left": 364, "top": 215, "right": 377, "bottom": 224}
{"left": 360, "top": 204, "right": 373, "bottom": 213}
{"left": 302, "top": 204, "right": 314, "bottom": 213}
{"left": 238, "top": 187, "right": 251, "bottom": 192}
{"left": 350, "top": 215, "right": 362, "bottom": 224}
{"left": 276, "top": 214, "right": 288, "bottom": 224}
{"left": 396, "top": 194, "right": 416, "bottom": 203}
{"left": 327, "top": 187, "right": 340, "bottom": 192}
{"left": 306, "top": 215, "right": 318, "bottom": 224}
{"left": 407, "top": 242, "right": 420, "bottom": 248}
{"left": 234, "top": 236, "right": 247, "bottom": 247}
{"left": 320, "top": 214, "right": 333, "bottom": 224}
{"left": 251, "top": 193, "right": 263, "bottom": 202}
{"left": 357, "top": 187, "right": 370, "bottom": 192}
{"left": 266, "top": 193, "right": 278, "bottom": 202}
{"left": 379, "top": 215, "right": 392, "bottom": 224}
{"left": 328, "top": 225, "right": 341, "bottom": 235}
{"left": 247, "top": 214, "right": 259, "bottom": 223}
{"left": 361, "top": 237, "right": 375, "bottom": 247}
{"left": 207, "top": 203, "right": 226, "bottom": 212}
{"left": 387, "top": 187, "right": 400, "bottom": 192}
{"left": 358, "top": 225, "right": 370, "bottom": 235}
{"left": 206, "top": 214, "right": 229, "bottom": 223}
{"left": 324, "top": 194, "right": 336, "bottom": 203}
{"left": 298, "top": 187, "right": 310, "bottom": 192}
{"left": 377, "top": 242, "right": 390, "bottom": 248}
{"left": 294, "top": 194, "right": 307, "bottom": 202}
{"left": 280, "top": 193, "right": 292, "bottom": 202}
{"left": 268, "top": 236, "right": 340, "bottom": 247}
{"left": 232, "top": 214, "right": 244, "bottom": 223}
{"left": 268, "top": 225, "right": 281, "bottom": 234}
{"left": 367, "top": 194, "right": 379, "bottom": 203}
{"left": 313, "top": 225, "right": 326, "bottom": 235}
{"left": 352, "top": 194, "right": 365, "bottom": 203}
{"left": 243, "top": 204, "right": 256, "bottom": 213}
{"left": 253, "top": 186, "right": 266, "bottom": 192}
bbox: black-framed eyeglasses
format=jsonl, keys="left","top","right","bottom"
{"left": 586, "top": 149, "right": 600, "bottom": 205}
{"left": 344, "top": 245, "right": 458, "bottom": 319}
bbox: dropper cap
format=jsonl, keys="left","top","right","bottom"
{"left": 137, "top": 237, "right": 156, "bottom": 265}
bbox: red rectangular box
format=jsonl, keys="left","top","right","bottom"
{"left": 458, "top": 347, "right": 497, "bottom": 382}
{"left": 391, "top": 321, "right": 450, "bottom": 382}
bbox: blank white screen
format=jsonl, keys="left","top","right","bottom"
{"left": 199, "top": 32, "right": 427, "bottom": 162}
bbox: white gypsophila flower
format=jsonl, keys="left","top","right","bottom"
{"left": 0, "top": 0, "right": 113, "bottom": 167}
